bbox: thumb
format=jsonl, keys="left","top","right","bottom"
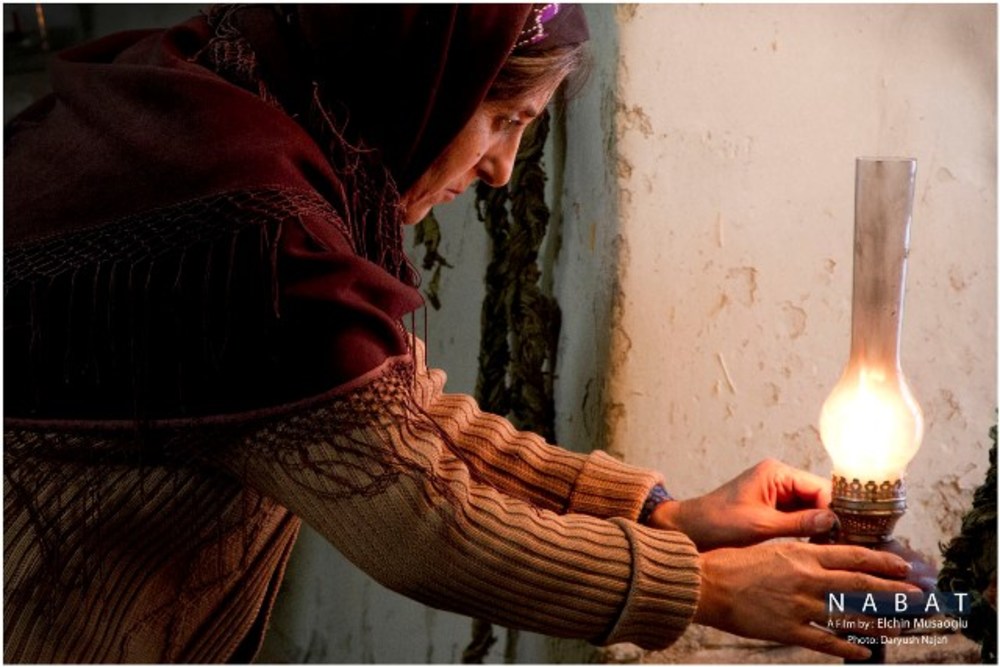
{"left": 766, "top": 509, "right": 838, "bottom": 538}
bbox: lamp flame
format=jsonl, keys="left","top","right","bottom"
{"left": 819, "top": 363, "right": 924, "bottom": 483}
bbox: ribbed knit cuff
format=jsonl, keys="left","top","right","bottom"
{"left": 567, "top": 450, "right": 664, "bottom": 520}
{"left": 600, "top": 519, "right": 701, "bottom": 650}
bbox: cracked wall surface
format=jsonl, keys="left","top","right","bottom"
{"left": 606, "top": 0, "right": 996, "bottom": 631}
{"left": 600, "top": 9, "right": 995, "bottom": 663}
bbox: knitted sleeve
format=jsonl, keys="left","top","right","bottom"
{"left": 217, "top": 349, "right": 701, "bottom": 650}
{"left": 413, "top": 343, "right": 666, "bottom": 520}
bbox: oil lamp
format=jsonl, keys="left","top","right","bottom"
{"left": 819, "top": 157, "right": 923, "bottom": 545}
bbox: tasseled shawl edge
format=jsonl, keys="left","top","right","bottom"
{"left": 3, "top": 350, "right": 468, "bottom": 662}
{"left": 5, "top": 186, "right": 348, "bottom": 421}
{"left": 3, "top": 8, "right": 439, "bottom": 658}
{"left": 194, "top": 3, "right": 420, "bottom": 287}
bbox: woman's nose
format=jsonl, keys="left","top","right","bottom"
{"left": 477, "top": 136, "right": 520, "bottom": 188}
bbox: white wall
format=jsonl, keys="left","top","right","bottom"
{"left": 608, "top": 3, "right": 996, "bottom": 563}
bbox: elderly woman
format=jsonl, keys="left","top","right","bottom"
{"left": 4, "top": 4, "right": 917, "bottom": 663}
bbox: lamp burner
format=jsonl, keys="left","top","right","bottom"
{"left": 830, "top": 475, "right": 906, "bottom": 544}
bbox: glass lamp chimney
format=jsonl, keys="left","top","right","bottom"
{"left": 819, "top": 157, "right": 923, "bottom": 543}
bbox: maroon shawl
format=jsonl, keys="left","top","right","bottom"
{"left": 5, "top": 5, "right": 535, "bottom": 661}
{"left": 3, "top": 5, "right": 604, "bottom": 662}
{"left": 5, "top": 5, "right": 532, "bottom": 423}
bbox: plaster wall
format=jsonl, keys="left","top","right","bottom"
{"left": 609, "top": 4, "right": 996, "bottom": 563}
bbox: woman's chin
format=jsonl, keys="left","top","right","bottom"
{"left": 402, "top": 206, "right": 430, "bottom": 226}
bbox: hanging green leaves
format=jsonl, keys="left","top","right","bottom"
{"left": 413, "top": 209, "right": 452, "bottom": 310}
{"left": 939, "top": 423, "right": 997, "bottom": 663}
{"left": 473, "top": 109, "right": 561, "bottom": 442}
{"left": 463, "top": 109, "right": 562, "bottom": 663}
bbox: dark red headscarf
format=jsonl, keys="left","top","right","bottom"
{"left": 4, "top": 5, "right": 588, "bottom": 423}
{"left": 229, "top": 4, "right": 588, "bottom": 190}
{"left": 5, "top": 5, "right": 540, "bottom": 244}
{"left": 227, "top": 5, "right": 537, "bottom": 192}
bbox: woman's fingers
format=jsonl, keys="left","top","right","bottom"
{"left": 798, "top": 598, "right": 904, "bottom": 640}
{"left": 812, "top": 544, "right": 923, "bottom": 598}
{"left": 759, "top": 508, "right": 838, "bottom": 540}
{"left": 696, "top": 541, "right": 924, "bottom": 661}
{"left": 773, "top": 463, "right": 833, "bottom": 509}
{"left": 832, "top": 571, "right": 923, "bottom": 595}
{"left": 813, "top": 544, "right": 911, "bottom": 578}
{"left": 794, "top": 597, "right": 903, "bottom": 659}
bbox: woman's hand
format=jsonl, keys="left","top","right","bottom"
{"left": 649, "top": 459, "right": 837, "bottom": 550}
{"left": 695, "top": 541, "right": 921, "bottom": 660}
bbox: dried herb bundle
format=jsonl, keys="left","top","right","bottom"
{"left": 939, "top": 423, "right": 997, "bottom": 663}
{"left": 468, "top": 109, "right": 562, "bottom": 663}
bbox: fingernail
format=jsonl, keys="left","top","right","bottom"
{"left": 811, "top": 511, "right": 836, "bottom": 532}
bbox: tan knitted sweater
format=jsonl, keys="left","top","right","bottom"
{"left": 4, "top": 341, "right": 700, "bottom": 662}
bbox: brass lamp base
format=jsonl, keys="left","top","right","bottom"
{"left": 825, "top": 475, "right": 938, "bottom": 665}
{"left": 825, "top": 474, "right": 937, "bottom": 590}
{"left": 829, "top": 475, "right": 906, "bottom": 544}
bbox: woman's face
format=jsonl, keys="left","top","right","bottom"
{"left": 400, "top": 81, "right": 561, "bottom": 225}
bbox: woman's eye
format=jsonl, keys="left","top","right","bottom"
{"left": 499, "top": 116, "right": 524, "bottom": 130}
